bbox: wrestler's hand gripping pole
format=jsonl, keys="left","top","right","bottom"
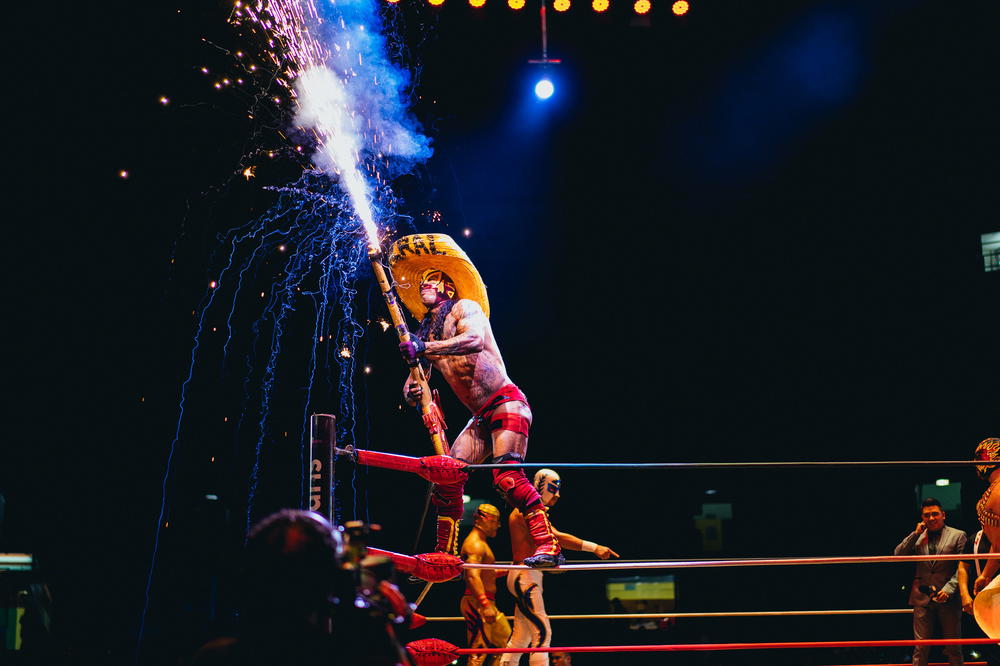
{"left": 368, "top": 248, "right": 450, "bottom": 456}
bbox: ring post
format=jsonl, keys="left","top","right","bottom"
{"left": 309, "top": 413, "right": 336, "bottom": 523}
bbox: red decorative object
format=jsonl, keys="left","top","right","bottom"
{"left": 355, "top": 449, "right": 469, "bottom": 484}
{"left": 405, "top": 638, "right": 461, "bottom": 666}
{"left": 367, "top": 547, "right": 464, "bottom": 583}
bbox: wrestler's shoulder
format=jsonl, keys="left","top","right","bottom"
{"left": 452, "top": 299, "right": 484, "bottom": 317}
{"left": 463, "top": 535, "right": 488, "bottom": 555}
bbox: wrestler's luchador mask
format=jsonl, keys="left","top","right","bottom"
{"left": 420, "top": 269, "right": 457, "bottom": 305}
{"left": 476, "top": 503, "right": 500, "bottom": 521}
{"left": 975, "top": 437, "right": 1000, "bottom": 480}
{"left": 533, "top": 468, "right": 561, "bottom": 506}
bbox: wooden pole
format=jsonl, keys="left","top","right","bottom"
{"left": 369, "top": 250, "right": 449, "bottom": 456}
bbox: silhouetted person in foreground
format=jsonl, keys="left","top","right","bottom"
{"left": 193, "top": 510, "right": 411, "bottom": 665}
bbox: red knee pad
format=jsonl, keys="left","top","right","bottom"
{"left": 431, "top": 481, "right": 465, "bottom": 520}
{"left": 486, "top": 413, "right": 530, "bottom": 438}
{"left": 492, "top": 465, "right": 542, "bottom": 513}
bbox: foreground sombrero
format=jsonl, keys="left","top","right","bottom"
{"left": 388, "top": 234, "right": 490, "bottom": 320}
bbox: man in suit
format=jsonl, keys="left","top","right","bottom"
{"left": 894, "top": 497, "right": 968, "bottom": 666}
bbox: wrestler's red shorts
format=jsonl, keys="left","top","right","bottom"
{"left": 474, "top": 383, "right": 530, "bottom": 438}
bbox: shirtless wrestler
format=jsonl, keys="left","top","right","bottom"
{"left": 461, "top": 503, "right": 512, "bottom": 666}
{"left": 971, "top": 438, "right": 1000, "bottom": 637}
{"left": 390, "top": 234, "right": 562, "bottom": 568}
{"left": 501, "top": 469, "right": 619, "bottom": 666}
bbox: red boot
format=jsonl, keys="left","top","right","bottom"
{"left": 434, "top": 515, "right": 459, "bottom": 556}
{"left": 522, "top": 507, "right": 564, "bottom": 568}
{"left": 431, "top": 481, "right": 464, "bottom": 556}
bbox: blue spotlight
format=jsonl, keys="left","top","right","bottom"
{"left": 534, "top": 78, "right": 555, "bottom": 100}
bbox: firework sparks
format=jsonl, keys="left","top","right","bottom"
{"left": 231, "top": 0, "right": 431, "bottom": 248}
{"left": 143, "top": 3, "right": 434, "bottom": 647}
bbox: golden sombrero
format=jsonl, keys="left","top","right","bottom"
{"left": 388, "top": 234, "right": 490, "bottom": 320}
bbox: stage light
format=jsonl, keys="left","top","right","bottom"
{"left": 553, "top": 0, "right": 570, "bottom": 10}
{"left": 469, "top": 0, "right": 486, "bottom": 6}
{"left": 428, "top": 0, "right": 444, "bottom": 6}
{"left": 508, "top": 0, "right": 525, "bottom": 8}
{"left": 672, "top": 0, "right": 688, "bottom": 15}
{"left": 534, "top": 78, "right": 555, "bottom": 100}
{"left": 386, "top": 0, "right": 400, "bottom": 3}
{"left": 592, "top": 0, "right": 609, "bottom": 11}
{"left": 633, "top": 0, "right": 650, "bottom": 13}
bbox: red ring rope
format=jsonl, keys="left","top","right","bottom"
{"left": 455, "top": 638, "right": 1000, "bottom": 655}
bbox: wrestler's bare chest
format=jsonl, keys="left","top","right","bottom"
{"left": 426, "top": 310, "right": 508, "bottom": 410}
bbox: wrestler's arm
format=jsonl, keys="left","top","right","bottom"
{"left": 422, "top": 301, "right": 486, "bottom": 356}
{"left": 464, "top": 541, "right": 498, "bottom": 622}
{"left": 975, "top": 542, "right": 1000, "bottom": 594}
{"left": 958, "top": 563, "right": 974, "bottom": 613}
{"left": 552, "top": 528, "right": 620, "bottom": 560}
{"left": 975, "top": 504, "right": 1000, "bottom": 594}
